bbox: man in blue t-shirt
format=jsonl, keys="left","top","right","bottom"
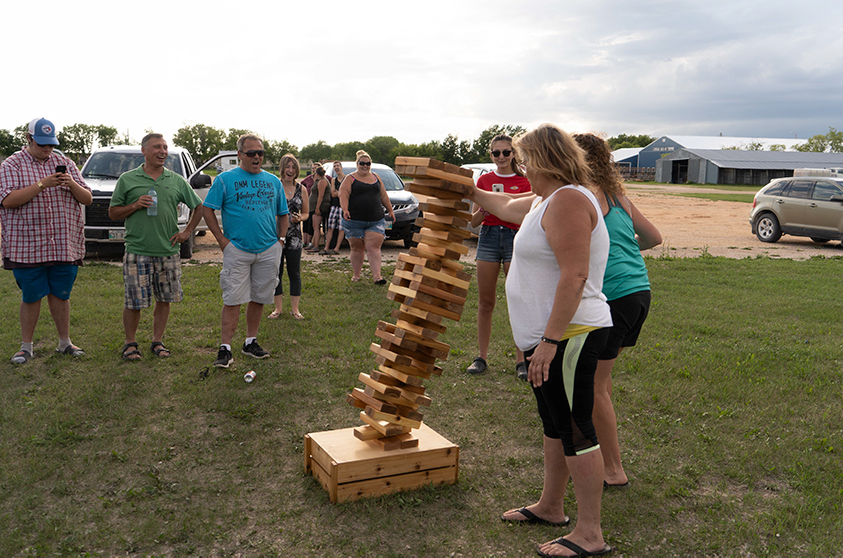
{"left": 203, "top": 134, "right": 289, "bottom": 368}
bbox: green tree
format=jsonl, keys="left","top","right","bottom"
{"left": 794, "top": 127, "right": 843, "bottom": 153}
{"left": 299, "top": 140, "right": 333, "bottom": 164}
{"left": 173, "top": 123, "right": 226, "bottom": 165}
{"left": 57, "top": 123, "right": 97, "bottom": 163}
{"left": 769, "top": 144, "right": 786, "bottom": 152}
{"left": 398, "top": 140, "right": 443, "bottom": 160}
{"left": 440, "top": 134, "right": 470, "bottom": 166}
{"left": 265, "top": 139, "right": 299, "bottom": 169}
{"left": 464, "top": 124, "right": 527, "bottom": 163}
{"left": 95, "top": 125, "right": 119, "bottom": 148}
{"left": 223, "top": 128, "right": 253, "bottom": 151}
{"left": 363, "top": 136, "right": 401, "bottom": 166}
{"left": 0, "top": 129, "right": 18, "bottom": 157}
{"left": 607, "top": 134, "right": 655, "bottom": 150}
{"left": 331, "top": 141, "right": 366, "bottom": 162}
{"left": 13, "top": 124, "right": 28, "bottom": 147}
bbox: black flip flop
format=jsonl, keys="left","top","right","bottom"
{"left": 501, "top": 507, "right": 570, "bottom": 527}
{"left": 537, "top": 537, "right": 614, "bottom": 557}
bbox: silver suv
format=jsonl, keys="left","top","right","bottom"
{"left": 81, "top": 145, "right": 209, "bottom": 257}
{"left": 750, "top": 176, "right": 843, "bottom": 243}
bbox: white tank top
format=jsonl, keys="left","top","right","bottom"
{"left": 505, "top": 185, "right": 612, "bottom": 351}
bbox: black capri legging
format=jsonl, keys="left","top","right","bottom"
{"left": 274, "top": 246, "right": 302, "bottom": 297}
{"left": 527, "top": 328, "right": 609, "bottom": 456}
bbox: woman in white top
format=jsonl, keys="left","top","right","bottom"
{"left": 463, "top": 124, "right": 614, "bottom": 558}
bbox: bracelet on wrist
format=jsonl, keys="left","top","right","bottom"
{"left": 541, "top": 336, "right": 561, "bottom": 346}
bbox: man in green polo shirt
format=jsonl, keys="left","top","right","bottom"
{"left": 109, "top": 133, "right": 204, "bottom": 360}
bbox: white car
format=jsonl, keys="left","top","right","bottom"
{"left": 460, "top": 163, "right": 497, "bottom": 234}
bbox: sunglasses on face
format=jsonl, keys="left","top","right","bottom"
{"left": 491, "top": 149, "right": 512, "bottom": 157}
{"left": 36, "top": 143, "right": 56, "bottom": 149}
{"left": 358, "top": 161, "right": 371, "bottom": 167}
{"left": 241, "top": 150, "right": 264, "bottom": 158}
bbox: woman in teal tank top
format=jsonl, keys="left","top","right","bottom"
{"left": 575, "top": 133, "right": 663, "bottom": 488}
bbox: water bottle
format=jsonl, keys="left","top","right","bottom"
{"left": 147, "top": 187, "right": 158, "bottom": 216}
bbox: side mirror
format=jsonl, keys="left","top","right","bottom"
{"left": 190, "top": 173, "right": 212, "bottom": 189}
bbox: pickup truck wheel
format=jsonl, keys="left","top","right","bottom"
{"left": 179, "top": 231, "right": 195, "bottom": 259}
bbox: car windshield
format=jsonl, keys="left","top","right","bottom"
{"left": 339, "top": 165, "right": 405, "bottom": 191}
{"left": 83, "top": 152, "right": 183, "bottom": 179}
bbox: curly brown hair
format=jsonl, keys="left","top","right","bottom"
{"left": 573, "top": 133, "right": 624, "bottom": 198}
{"left": 514, "top": 124, "right": 591, "bottom": 188}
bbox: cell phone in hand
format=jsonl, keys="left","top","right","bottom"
{"left": 492, "top": 183, "right": 504, "bottom": 193}
{"left": 56, "top": 165, "right": 67, "bottom": 173}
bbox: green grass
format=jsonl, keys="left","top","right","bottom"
{"left": 664, "top": 192, "right": 755, "bottom": 203}
{"left": 1, "top": 255, "right": 842, "bottom": 556}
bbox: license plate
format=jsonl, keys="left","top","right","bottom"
{"left": 108, "top": 229, "right": 126, "bottom": 240}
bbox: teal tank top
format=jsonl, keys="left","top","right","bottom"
{"left": 602, "top": 194, "right": 650, "bottom": 301}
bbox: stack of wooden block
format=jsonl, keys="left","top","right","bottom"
{"left": 345, "top": 157, "right": 475, "bottom": 450}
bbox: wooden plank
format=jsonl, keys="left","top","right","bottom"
{"left": 411, "top": 244, "right": 465, "bottom": 264}
{"left": 414, "top": 233, "right": 470, "bottom": 254}
{"left": 419, "top": 226, "right": 472, "bottom": 242}
{"left": 418, "top": 202, "right": 473, "bottom": 221}
{"left": 365, "top": 384, "right": 421, "bottom": 410}
{"left": 419, "top": 213, "right": 470, "bottom": 229}
{"left": 350, "top": 387, "right": 398, "bottom": 414}
{"left": 357, "top": 372, "right": 402, "bottom": 396}
{"left": 394, "top": 156, "right": 445, "bottom": 170}
{"left": 407, "top": 183, "right": 465, "bottom": 200}
{"left": 365, "top": 407, "right": 422, "bottom": 429}
{"left": 371, "top": 368, "right": 428, "bottom": 390}
{"left": 411, "top": 265, "right": 471, "bottom": 289}
{"left": 370, "top": 432, "right": 419, "bottom": 451}
{"left": 358, "top": 411, "right": 409, "bottom": 437}
{"left": 419, "top": 219, "right": 472, "bottom": 238}
{"left": 334, "top": 464, "right": 457, "bottom": 502}
{"left": 353, "top": 425, "right": 386, "bottom": 441}
{"left": 376, "top": 359, "right": 432, "bottom": 382}
{"left": 415, "top": 166, "right": 475, "bottom": 187}
{"left": 392, "top": 308, "right": 446, "bottom": 332}
{"left": 369, "top": 342, "right": 413, "bottom": 367}
{"left": 418, "top": 198, "right": 470, "bottom": 210}
{"left": 372, "top": 381, "right": 433, "bottom": 407}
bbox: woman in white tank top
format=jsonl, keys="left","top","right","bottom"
{"left": 462, "top": 124, "right": 614, "bottom": 557}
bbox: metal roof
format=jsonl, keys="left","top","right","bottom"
{"left": 663, "top": 148, "right": 843, "bottom": 170}
{"left": 649, "top": 135, "right": 806, "bottom": 151}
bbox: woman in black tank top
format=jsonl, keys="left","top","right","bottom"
{"left": 338, "top": 151, "right": 396, "bottom": 284}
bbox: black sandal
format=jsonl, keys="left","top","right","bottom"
{"left": 122, "top": 342, "right": 141, "bottom": 361}
{"left": 151, "top": 341, "right": 171, "bottom": 358}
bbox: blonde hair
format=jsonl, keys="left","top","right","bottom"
{"left": 355, "top": 150, "right": 371, "bottom": 163}
{"left": 514, "top": 124, "right": 591, "bottom": 188}
{"left": 573, "top": 133, "right": 624, "bottom": 198}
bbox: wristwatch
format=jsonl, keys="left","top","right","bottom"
{"left": 279, "top": 237, "right": 286, "bottom": 243}
{"left": 37, "top": 181, "right": 45, "bottom": 190}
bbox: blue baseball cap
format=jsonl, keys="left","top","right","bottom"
{"left": 28, "top": 117, "right": 59, "bottom": 146}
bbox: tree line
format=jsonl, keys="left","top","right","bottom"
{"left": 3, "top": 123, "right": 840, "bottom": 167}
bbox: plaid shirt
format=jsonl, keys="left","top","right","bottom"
{"left": 0, "top": 148, "right": 90, "bottom": 265}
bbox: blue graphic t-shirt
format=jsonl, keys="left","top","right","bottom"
{"left": 204, "top": 167, "right": 289, "bottom": 253}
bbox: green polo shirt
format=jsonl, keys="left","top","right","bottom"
{"left": 111, "top": 165, "right": 203, "bottom": 256}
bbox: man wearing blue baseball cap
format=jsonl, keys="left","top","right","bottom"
{"left": 0, "top": 117, "right": 93, "bottom": 364}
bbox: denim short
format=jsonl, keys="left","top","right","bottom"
{"left": 476, "top": 225, "right": 517, "bottom": 263}
{"left": 13, "top": 264, "right": 79, "bottom": 303}
{"left": 342, "top": 217, "right": 385, "bottom": 239}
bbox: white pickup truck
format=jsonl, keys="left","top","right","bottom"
{"left": 80, "top": 146, "right": 229, "bottom": 258}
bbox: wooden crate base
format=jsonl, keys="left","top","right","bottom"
{"left": 304, "top": 423, "right": 459, "bottom": 503}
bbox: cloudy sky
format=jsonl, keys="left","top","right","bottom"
{"left": 3, "top": 0, "right": 841, "bottom": 149}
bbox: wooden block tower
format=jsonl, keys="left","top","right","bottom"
{"left": 304, "top": 157, "right": 476, "bottom": 503}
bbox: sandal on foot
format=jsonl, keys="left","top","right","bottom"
{"left": 538, "top": 537, "right": 613, "bottom": 557}
{"left": 501, "top": 507, "right": 570, "bottom": 527}
{"left": 151, "top": 341, "right": 171, "bottom": 358}
{"left": 466, "top": 357, "right": 487, "bottom": 375}
{"left": 11, "top": 350, "right": 32, "bottom": 364}
{"left": 318, "top": 249, "right": 329, "bottom": 255}
{"left": 57, "top": 345, "right": 85, "bottom": 357}
{"left": 374, "top": 278, "right": 387, "bottom": 285}
{"left": 267, "top": 311, "right": 282, "bottom": 319}
{"left": 122, "top": 342, "right": 141, "bottom": 361}
{"left": 330, "top": 249, "right": 340, "bottom": 255}
{"left": 290, "top": 311, "right": 305, "bottom": 320}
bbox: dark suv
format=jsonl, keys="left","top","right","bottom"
{"left": 323, "top": 162, "right": 421, "bottom": 247}
{"left": 750, "top": 176, "right": 843, "bottom": 243}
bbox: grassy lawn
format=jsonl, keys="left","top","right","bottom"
{"left": 1, "top": 255, "right": 841, "bottom": 556}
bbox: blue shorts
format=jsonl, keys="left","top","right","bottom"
{"left": 342, "top": 217, "right": 385, "bottom": 239}
{"left": 13, "top": 264, "right": 79, "bottom": 304}
{"left": 476, "top": 225, "right": 517, "bottom": 263}
{"left": 598, "top": 290, "right": 651, "bottom": 360}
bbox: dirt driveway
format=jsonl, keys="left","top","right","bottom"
{"left": 180, "top": 184, "right": 842, "bottom": 265}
